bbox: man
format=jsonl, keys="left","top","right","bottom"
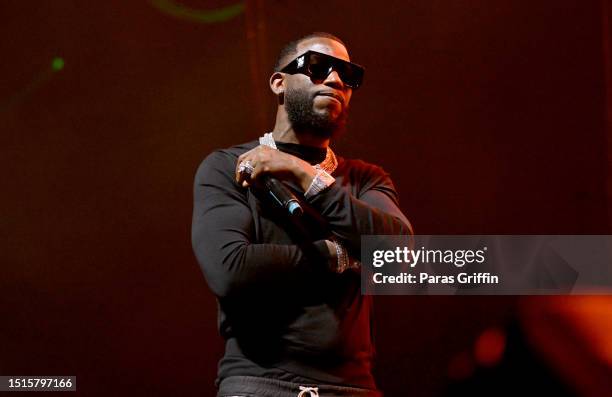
{"left": 192, "top": 32, "right": 412, "bottom": 397}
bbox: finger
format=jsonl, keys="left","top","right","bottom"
{"left": 235, "top": 160, "right": 244, "bottom": 182}
{"left": 236, "top": 146, "right": 264, "bottom": 178}
{"left": 249, "top": 163, "right": 268, "bottom": 182}
{"left": 236, "top": 148, "right": 257, "bottom": 170}
{"left": 236, "top": 146, "right": 275, "bottom": 183}
{"left": 236, "top": 158, "right": 255, "bottom": 183}
{"left": 236, "top": 168, "right": 245, "bottom": 184}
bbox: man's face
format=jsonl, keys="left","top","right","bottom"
{"left": 283, "top": 38, "right": 354, "bottom": 139}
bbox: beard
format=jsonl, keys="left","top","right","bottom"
{"left": 284, "top": 86, "right": 349, "bottom": 139}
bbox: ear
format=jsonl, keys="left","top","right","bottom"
{"left": 269, "top": 72, "right": 285, "bottom": 96}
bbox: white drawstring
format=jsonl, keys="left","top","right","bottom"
{"left": 297, "top": 385, "right": 320, "bottom": 397}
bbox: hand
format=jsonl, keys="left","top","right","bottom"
{"left": 236, "top": 145, "right": 317, "bottom": 191}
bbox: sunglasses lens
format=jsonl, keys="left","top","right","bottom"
{"left": 307, "top": 54, "right": 333, "bottom": 80}
{"left": 295, "top": 51, "right": 363, "bottom": 89}
{"left": 336, "top": 62, "right": 360, "bottom": 88}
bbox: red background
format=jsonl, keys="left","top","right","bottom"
{"left": 1, "top": 1, "right": 610, "bottom": 396}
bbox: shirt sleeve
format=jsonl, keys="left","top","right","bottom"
{"left": 191, "top": 150, "right": 328, "bottom": 299}
{"left": 305, "top": 162, "right": 413, "bottom": 253}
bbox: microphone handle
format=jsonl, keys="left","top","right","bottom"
{"left": 262, "top": 176, "right": 303, "bottom": 217}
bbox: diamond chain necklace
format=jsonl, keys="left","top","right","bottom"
{"left": 259, "top": 132, "right": 337, "bottom": 174}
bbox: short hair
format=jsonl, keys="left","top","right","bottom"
{"left": 273, "top": 32, "right": 346, "bottom": 72}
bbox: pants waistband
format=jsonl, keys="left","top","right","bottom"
{"left": 217, "top": 375, "right": 383, "bottom": 397}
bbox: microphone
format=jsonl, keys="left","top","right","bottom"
{"left": 261, "top": 176, "right": 303, "bottom": 217}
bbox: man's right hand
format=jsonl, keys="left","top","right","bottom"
{"left": 235, "top": 145, "right": 318, "bottom": 191}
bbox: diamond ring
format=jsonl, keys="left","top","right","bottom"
{"left": 238, "top": 160, "right": 254, "bottom": 175}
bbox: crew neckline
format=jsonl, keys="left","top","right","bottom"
{"left": 274, "top": 141, "right": 328, "bottom": 165}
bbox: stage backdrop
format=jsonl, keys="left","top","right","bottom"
{"left": 1, "top": 1, "right": 609, "bottom": 396}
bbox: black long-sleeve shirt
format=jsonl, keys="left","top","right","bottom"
{"left": 191, "top": 140, "right": 412, "bottom": 390}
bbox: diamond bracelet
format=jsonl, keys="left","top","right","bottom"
{"left": 304, "top": 169, "right": 335, "bottom": 198}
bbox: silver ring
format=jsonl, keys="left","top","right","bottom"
{"left": 238, "top": 160, "right": 254, "bottom": 175}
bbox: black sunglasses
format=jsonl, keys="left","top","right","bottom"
{"left": 280, "top": 50, "right": 365, "bottom": 89}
